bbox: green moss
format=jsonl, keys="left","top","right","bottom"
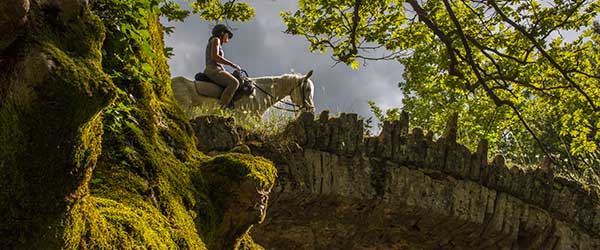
{"left": 0, "top": 87, "right": 29, "bottom": 242}
{"left": 91, "top": 104, "right": 207, "bottom": 248}
{"left": 196, "top": 153, "right": 276, "bottom": 249}
{"left": 72, "top": 6, "right": 212, "bottom": 249}
{"left": 238, "top": 231, "right": 266, "bottom": 250}
{"left": 205, "top": 153, "right": 277, "bottom": 189}
{"left": 0, "top": 5, "right": 116, "bottom": 248}
{"left": 62, "top": 196, "right": 202, "bottom": 250}
{"left": 2, "top": 2, "right": 272, "bottom": 249}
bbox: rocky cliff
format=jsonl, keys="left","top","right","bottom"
{"left": 0, "top": 1, "right": 275, "bottom": 249}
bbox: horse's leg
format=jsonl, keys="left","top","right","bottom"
{"left": 235, "top": 92, "right": 267, "bottom": 116}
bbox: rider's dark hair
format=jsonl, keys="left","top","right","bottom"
{"left": 211, "top": 24, "right": 233, "bottom": 39}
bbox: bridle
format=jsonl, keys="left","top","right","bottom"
{"left": 252, "top": 74, "right": 312, "bottom": 112}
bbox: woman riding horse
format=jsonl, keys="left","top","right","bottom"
{"left": 204, "top": 24, "right": 241, "bottom": 108}
{"left": 171, "top": 71, "right": 315, "bottom": 117}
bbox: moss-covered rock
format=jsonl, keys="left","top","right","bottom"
{"left": 198, "top": 153, "right": 276, "bottom": 250}
{"left": 0, "top": 4, "right": 116, "bottom": 248}
{"left": 0, "top": 1, "right": 276, "bottom": 249}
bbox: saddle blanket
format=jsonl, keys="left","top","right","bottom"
{"left": 194, "top": 80, "right": 223, "bottom": 99}
{"left": 193, "top": 71, "right": 255, "bottom": 101}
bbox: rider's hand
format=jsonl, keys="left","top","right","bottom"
{"left": 233, "top": 64, "right": 241, "bottom": 71}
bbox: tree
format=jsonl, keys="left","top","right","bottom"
{"left": 1, "top": 0, "right": 268, "bottom": 248}
{"left": 281, "top": 0, "right": 600, "bottom": 182}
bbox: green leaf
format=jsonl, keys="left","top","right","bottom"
{"left": 286, "top": 0, "right": 600, "bottom": 182}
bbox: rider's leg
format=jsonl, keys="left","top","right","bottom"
{"left": 204, "top": 67, "right": 240, "bottom": 107}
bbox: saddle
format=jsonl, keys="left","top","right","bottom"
{"left": 194, "top": 72, "right": 214, "bottom": 83}
{"left": 194, "top": 70, "right": 255, "bottom": 102}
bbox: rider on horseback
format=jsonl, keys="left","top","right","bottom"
{"left": 204, "top": 24, "right": 241, "bottom": 108}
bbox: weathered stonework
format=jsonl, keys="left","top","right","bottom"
{"left": 192, "top": 115, "right": 241, "bottom": 152}
{"left": 250, "top": 111, "right": 600, "bottom": 249}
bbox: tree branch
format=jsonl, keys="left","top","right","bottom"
{"left": 349, "top": 0, "right": 362, "bottom": 57}
{"left": 489, "top": 0, "right": 598, "bottom": 112}
{"left": 439, "top": 0, "right": 557, "bottom": 163}
{"left": 406, "top": 0, "right": 463, "bottom": 80}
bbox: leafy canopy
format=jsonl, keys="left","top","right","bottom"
{"left": 282, "top": 0, "right": 600, "bottom": 182}
{"left": 189, "top": 0, "right": 255, "bottom": 22}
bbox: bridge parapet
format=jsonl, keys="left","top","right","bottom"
{"left": 191, "top": 112, "right": 600, "bottom": 249}
{"left": 264, "top": 111, "right": 600, "bottom": 249}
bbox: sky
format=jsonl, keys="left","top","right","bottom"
{"left": 163, "top": 0, "right": 406, "bottom": 121}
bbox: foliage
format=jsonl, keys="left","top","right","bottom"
{"left": 282, "top": 0, "right": 600, "bottom": 183}
{"left": 190, "top": 0, "right": 255, "bottom": 22}
{"left": 103, "top": 94, "right": 139, "bottom": 134}
{"left": 92, "top": 0, "right": 163, "bottom": 92}
{"left": 160, "top": 0, "right": 191, "bottom": 22}
{"left": 368, "top": 100, "right": 401, "bottom": 130}
{"left": 189, "top": 105, "right": 294, "bottom": 139}
{"left": 281, "top": 0, "right": 409, "bottom": 69}
{"left": 88, "top": 0, "right": 270, "bottom": 249}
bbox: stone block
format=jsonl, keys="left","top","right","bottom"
{"left": 191, "top": 115, "right": 240, "bottom": 152}
{"left": 364, "top": 137, "right": 378, "bottom": 156}
{"left": 445, "top": 143, "right": 472, "bottom": 179}
{"left": 407, "top": 127, "right": 426, "bottom": 165}
{"left": 315, "top": 116, "right": 331, "bottom": 151}
{"left": 378, "top": 121, "right": 393, "bottom": 159}
{"left": 399, "top": 110, "right": 409, "bottom": 136}
{"left": 327, "top": 116, "right": 341, "bottom": 153}
{"left": 477, "top": 139, "right": 488, "bottom": 166}
{"left": 425, "top": 138, "right": 444, "bottom": 171}
{"left": 391, "top": 120, "right": 401, "bottom": 162}
{"left": 442, "top": 112, "right": 458, "bottom": 143}
{"left": 352, "top": 117, "right": 365, "bottom": 155}
{"left": 295, "top": 111, "right": 314, "bottom": 146}
{"left": 469, "top": 152, "right": 481, "bottom": 182}
{"left": 305, "top": 117, "right": 317, "bottom": 149}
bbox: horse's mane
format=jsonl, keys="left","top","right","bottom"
{"left": 252, "top": 73, "right": 304, "bottom": 86}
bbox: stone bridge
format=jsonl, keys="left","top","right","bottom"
{"left": 193, "top": 112, "right": 600, "bottom": 250}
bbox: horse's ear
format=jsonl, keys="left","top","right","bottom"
{"left": 304, "top": 70, "right": 314, "bottom": 79}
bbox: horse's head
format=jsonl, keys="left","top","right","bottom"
{"left": 289, "top": 70, "right": 315, "bottom": 114}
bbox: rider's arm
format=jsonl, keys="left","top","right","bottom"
{"left": 210, "top": 37, "right": 239, "bottom": 69}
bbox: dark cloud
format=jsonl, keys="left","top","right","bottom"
{"left": 163, "top": 0, "right": 405, "bottom": 121}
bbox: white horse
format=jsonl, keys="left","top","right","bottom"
{"left": 171, "top": 70, "right": 315, "bottom": 116}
